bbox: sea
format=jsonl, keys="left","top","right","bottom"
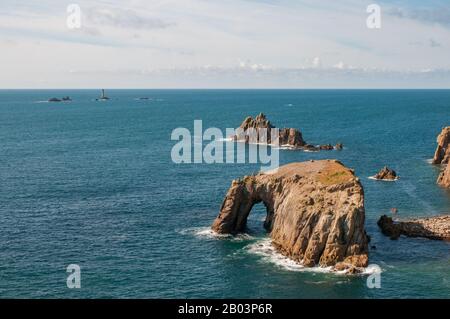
{"left": 0, "top": 89, "right": 449, "bottom": 298}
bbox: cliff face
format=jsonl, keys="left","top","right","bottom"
{"left": 432, "top": 127, "right": 450, "bottom": 164}
{"left": 433, "top": 127, "right": 450, "bottom": 188}
{"left": 212, "top": 160, "right": 369, "bottom": 272}
{"left": 437, "top": 164, "right": 450, "bottom": 188}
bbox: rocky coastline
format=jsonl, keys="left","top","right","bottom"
{"left": 378, "top": 215, "right": 450, "bottom": 241}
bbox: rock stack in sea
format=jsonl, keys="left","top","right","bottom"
{"left": 211, "top": 160, "right": 369, "bottom": 273}
{"left": 433, "top": 127, "right": 450, "bottom": 188}
{"left": 232, "top": 113, "right": 342, "bottom": 151}
{"left": 373, "top": 166, "right": 398, "bottom": 181}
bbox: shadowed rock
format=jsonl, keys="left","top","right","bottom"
{"left": 378, "top": 215, "right": 450, "bottom": 241}
{"left": 212, "top": 160, "right": 369, "bottom": 273}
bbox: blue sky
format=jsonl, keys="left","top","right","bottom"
{"left": 1, "top": 0, "right": 450, "bottom": 88}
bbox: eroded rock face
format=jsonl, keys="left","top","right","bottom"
{"left": 212, "top": 160, "right": 369, "bottom": 272}
{"left": 373, "top": 166, "right": 398, "bottom": 180}
{"left": 378, "top": 215, "right": 450, "bottom": 241}
{"left": 432, "top": 127, "right": 450, "bottom": 164}
{"left": 433, "top": 127, "right": 450, "bottom": 188}
{"left": 233, "top": 113, "right": 341, "bottom": 150}
{"left": 437, "top": 164, "right": 450, "bottom": 188}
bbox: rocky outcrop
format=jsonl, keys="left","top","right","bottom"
{"left": 232, "top": 113, "right": 341, "bottom": 150}
{"left": 432, "top": 127, "right": 450, "bottom": 164}
{"left": 212, "top": 160, "right": 369, "bottom": 273}
{"left": 378, "top": 215, "right": 450, "bottom": 241}
{"left": 372, "top": 166, "right": 398, "bottom": 181}
{"left": 432, "top": 127, "right": 450, "bottom": 188}
{"left": 437, "top": 164, "right": 450, "bottom": 188}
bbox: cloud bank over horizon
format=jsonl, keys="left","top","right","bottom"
{"left": 1, "top": 0, "right": 450, "bottom": 88}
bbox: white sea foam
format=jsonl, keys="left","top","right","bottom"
{"left": 246, "top": 239, "right": 334, "bottom": 273}
{"left": 425, "top": 158, "right": 434, "bottom": 164}
{"left": 246, "top": 238, "right": 380, "bottom": 275}
{"left": 178, "top": 227, "right": 254, "bottom": 241}
{"left": 368, "top": 176, "right": 399, "bottom": 182}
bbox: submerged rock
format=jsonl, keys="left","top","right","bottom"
{"left": 373, "top": 166, "right": 398, "bottom": 181}
{"left": 212, "top": 160, "right": 369, "bottom": 272}
{"left": 432, "top": 126, "right": 450, "bottom": 164}
{"left": 378, "top": 215, "right": 450, "bottom": 241}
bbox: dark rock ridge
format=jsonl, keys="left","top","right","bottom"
{"left": 232, "top": 113, "right": 342, "bottom": 151}
{"left": 432, "top": 126, "right": 450, "bottom": 164}
{"left": 373, "top": 166, "right": 398, "bottom": 181}
{"left": 378, "top": 215, "right": 450, "bottom": 241}
{"left": 212, "top": 160, "right": 369, "bottom": 273}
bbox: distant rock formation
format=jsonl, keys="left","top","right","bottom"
{"left": 232, "top": 113, "right": 341, "bottom": 151}
{"left": 372, "top": 166, "right": 398, "bottom": 181}
{"left": 378, "top": 215, "right": 450, "bottom": 241}
{"left": 48, "top": 97, "right": 62, "bottom": 102}
{"left": 432, "top": 127, "right": 450, "bottom": 164}
{"left": 212, "top": 160, "right": 369, "bottom": 273}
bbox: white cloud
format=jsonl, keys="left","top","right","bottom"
{"left": 0, "top": 0, "right": 450, "bottom": 88}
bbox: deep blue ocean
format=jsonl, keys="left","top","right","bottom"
{"left": 0, "top": 89, "right": 449, "bottom": 298}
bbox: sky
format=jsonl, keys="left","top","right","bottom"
{"left": 1, "top": 0, "right": 450, "bottom": 88}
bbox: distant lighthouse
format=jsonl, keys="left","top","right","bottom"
{"left": 96, "top": 89, "right": 110, "bottom": 101}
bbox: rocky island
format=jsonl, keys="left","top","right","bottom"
{"left": 232, "top": 113, "right": 342, "bottom": 151}
{"left": 371, "top": 166, "right": 398, "bottom": 181}
{"left": 212, "top": 160, "right": 369, "bottom": 273}
{"left": 378, "top": 215, "right": 450, "bottom": 241}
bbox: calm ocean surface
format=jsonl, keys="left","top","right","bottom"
{"left": 0, "top": 89, "right": 449, "bottom": 298}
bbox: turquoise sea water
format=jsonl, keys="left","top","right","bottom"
{"left": 0, "top": 89, "right": 449, "bottom": 298}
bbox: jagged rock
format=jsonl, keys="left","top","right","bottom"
{"left": 279, "top": 128, "right": 305, "bottom": 147}
{"left": 212, "top": 160, "right": 369, "bottom": 272}
{"left": 232, "top": 113, "right": 339, "bottom": 150}
{"left": 335, "top": 143, "right": 343, "bottom": 150}
{"left": 437, "top": 164, "right": 450, "bottom": 188}
{"left": 373, "top": 166, "right": 398, "bottom": 181}
{"left": 378, "top": 215, "right": 450, "bottom": 241}
{"left": 432, "top": 127, "right": 450, "bottom": 164}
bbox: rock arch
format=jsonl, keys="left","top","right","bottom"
{"left": 212, "top": 160, "right": 369, "bottom": 273}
